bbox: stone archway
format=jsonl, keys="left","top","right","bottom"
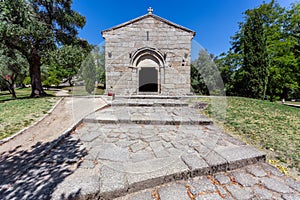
{"left": 130, "top": 47, "right": 165, "bottom": 94}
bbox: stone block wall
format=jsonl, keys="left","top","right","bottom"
{"left": 102, "top": 15, "right": 194, "bottom": 96}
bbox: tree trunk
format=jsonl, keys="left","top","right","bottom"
{"left": 6, "top": 82, "right": 16, "bottom": 99}
{"left": 10, "top": 73, "right": 17, "bottom": 99}
{"left": 29, "top": 54, "right": 47, "bottom": 97}
{"left": 4, "top": 75, "right": 17, "bottom": 99}
{"left": 68, "top": 77, "right": 73, "bottom": 86}
{"left": 281, "top": 87, "right": 288, "bottom": 100}
{"left": 9, "top": 85, "right": 16, "bottom": 99}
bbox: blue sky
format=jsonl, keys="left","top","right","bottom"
{"left": 72, "top": 0, "right": 296, "bottom": 56}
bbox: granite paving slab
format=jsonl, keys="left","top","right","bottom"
{"left": 111, "top": 98, "right": 189, "bottom": 107}
{"left": 49, "top": 98, "right": 268, "bottom": 199}
{"left": 84, "top": 106, "right": 213, "bottom": 125}
{"left": 116, "top": 163, "right": 300, "bottom": 200}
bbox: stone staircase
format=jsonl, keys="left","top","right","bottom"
{"left": 52, "top": 96, "right": 266, "bottom": 199}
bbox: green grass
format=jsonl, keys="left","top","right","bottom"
{"left": 198, "top": 97, "right": 300, "bottom": 176}
{"left": 0, "top": 88, "right": 58, "bottom": 140}
{"left": 0, "top": 87, "right": 55, "bottom": 101}
{"left": 0, "top": 86, "right": 103, "bottom": 140}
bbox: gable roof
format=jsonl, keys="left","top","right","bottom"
{"left": 101, "top": 13, "right": 196, "bottom": 36}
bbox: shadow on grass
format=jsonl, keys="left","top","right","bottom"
{"left": 0, "top": 93, "right": 56, "bottom": 103}
{"left": 0, "top": 135, "right": 87, "bottom": 200}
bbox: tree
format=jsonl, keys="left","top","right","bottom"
{"left": 0, "top": 0, "right": 87, "bottom": 97}
{"left": 241, "top": 10, "right": 269, "bottom": 98}
{"left": 43, "top": 45, "right": 87, "bottom": 87}
{"left": 82, "top": 54, "right": 96, "bottom": 94}
{"left": 283, "top": 3, "right": 300, "bottom": 99}
{"left": 215, "top": 51, "right": 242, "bottom": 95}
{"left": 217, "top": 1, "right": 300, "bottom": 100}
{"left": 0, "top": 47, "right": 28, "bottom": 98}
{"left": 191, "top": 62, "right": 208, "bottom": 95}
{"left": 94, "top": 46, "right": 106, "bottom": 87}
{"left": 191, "top": 49, "right": 224, "bottom": 95}
{"left": 262, "top": 1, "right": 299, "bottom": 100}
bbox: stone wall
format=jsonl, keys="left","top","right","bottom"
{"left": 102, "top": 15, "right": 194, "bottom": 96}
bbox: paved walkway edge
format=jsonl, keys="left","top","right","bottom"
{"left": 99, "top": 155, "right": 266, "bottom": 199}
{"left": 30, "top": 102, "right": 111, "bottom": 166}
{"left": 284, "top": 103, "right": 300, "bottom": 108}
{"left": 0, "top": 97, "right": 64, "bottom": 145}
{"left": 2, "top": 100, "right": 110, "bottom": 192}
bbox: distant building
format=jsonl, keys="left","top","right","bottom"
{"left": 101, "top": 8, "right": 195, "bottom": 96}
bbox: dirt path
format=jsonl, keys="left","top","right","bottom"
{"left": 0, "top": 96, "right": 107, "bottom": 154}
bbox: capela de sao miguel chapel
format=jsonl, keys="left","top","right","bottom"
{"left": 102, "top": 8, "right": 196, "bottom": 96}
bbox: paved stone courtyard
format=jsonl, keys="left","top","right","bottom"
{"left": 115, "top": 162, "right": 300, "bottom": 200}
{"left": 0, "top": 97, "right": 299, "bottom": 200}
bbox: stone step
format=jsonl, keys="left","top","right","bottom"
{"left": 50, "top": 100, "right": 268, "bottom": 200}
{"left": 111, "top": 101, "right": 189, "bottom": 107}
{"left": 83, "top": 117, "right": 213, "bottom": 125}
{"left": 55, "top": 121, "right": 266, "bottom": 199}
{"left": 116, "top": 95, "right": 183, "bottom": 99}
{"left": 111, "top": 99, "right": 189, "bottom": 107}
{"left": 83, "top": 106, "right": 213, "bottom": 125}
{"left": 98, "top": 146, "right": 266, "bottom": 199}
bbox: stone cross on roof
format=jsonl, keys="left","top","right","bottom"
{"left": 147, "top": 7, "right": 153, "bottom": 14}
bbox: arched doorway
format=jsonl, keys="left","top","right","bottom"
{"left": 138, "top": 57, "right": 159, "bottom": 92}
{"left": 130, "top": 47, "right": 165, "bottom": 94}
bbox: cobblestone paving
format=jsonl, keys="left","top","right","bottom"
{"left": 116, "top": 163, "right": 300, "bottom": 200}
{"left": 51, "top": 98, "right": 268, "bottom": 199}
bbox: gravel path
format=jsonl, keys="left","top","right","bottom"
{"left": 0, "top": 96, "right": 106, "bottom": 154}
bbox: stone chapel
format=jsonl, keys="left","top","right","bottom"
{"left": 101, "top": 8, "right": 195, "bottom": 96}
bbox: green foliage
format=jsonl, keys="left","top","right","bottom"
{"left": 42, "top": 45, "right": 87, "bottom": 86}
{"left": 0, "top": 77, "right": 7, "bottom": 91}
{"left": 0, "top": 0, "right": 52, "bottom": 97}
{"left": 22, "top": 76, "right": 31, "bottom": 85}
{"left": 241, "top": 10, "right": 269, "bottom": 98}
{"left": 191, "top": 62, "right": 207, "bottom": 94}
{"left": 94, "top": 46, "right": 106, "bottom": 85}
{"left": 0, "top": 46, "right": 28, "bottom": 98}
{"left": 0, "top": 0, "right": 89, "bottom": 97}
{"left": 82, "top": 54, "right": 96, "bottom": 94}
{"left": 264, "top": 2, "right": 299, "bottom": 100}
{"left": 191, "top": 50, "right": 224, "bottom": 95}
{"left": 216, "top": 1, "right": 300, "bottom": 100}
{"left": 100, "top": 70, "right": 106, "bottom": 86}
{"left": 215, "top": 51, "right": 242, "bottom": 95}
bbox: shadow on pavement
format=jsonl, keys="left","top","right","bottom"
{"left": 0, "top": 135, "right": 87, "bottom": 200}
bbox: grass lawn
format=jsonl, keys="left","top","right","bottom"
{"left": 0, "top": 88, "right": 58, "bottom": 140}
{"left": 198, "top": 96, "right": 299, "bottom": 176}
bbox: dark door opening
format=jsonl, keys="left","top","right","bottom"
{"left": 139, "top": 67, "right": 158, "bottom": 92}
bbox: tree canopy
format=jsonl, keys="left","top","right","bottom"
{"left": 0, "top": 0, "right": 90, "bottom": 97}
{"left": 214, "top": 0, "right": 300, "bottom": 100}
{"left": 0, "top": 46, "right": 28, "bottom": 98}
